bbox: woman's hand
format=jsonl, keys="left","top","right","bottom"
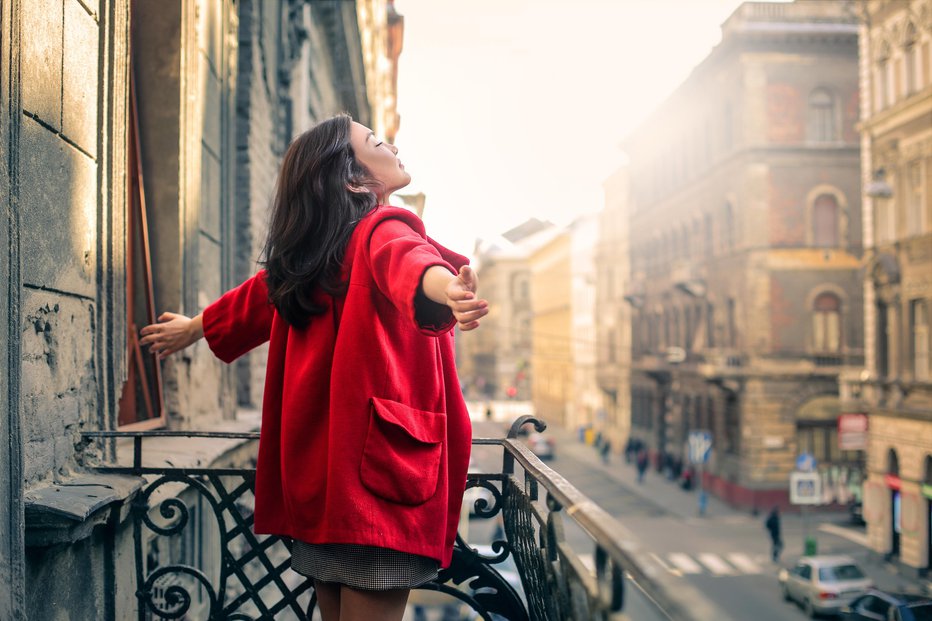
{"left": 444, "top": 266, "right": 488, "bottom": 331}
{"left": 139, "top": 312, "right": 204, "bottom": 359}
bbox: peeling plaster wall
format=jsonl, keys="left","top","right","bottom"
{"left": 19, "top": 0, "right": 102, "bottom": 487}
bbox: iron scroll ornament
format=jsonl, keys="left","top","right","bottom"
{"left": 417, "top": 535, "right": 529, "bottom": 621}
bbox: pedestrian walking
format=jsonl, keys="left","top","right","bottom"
{"left": 600, "top": 439, "right": 611, "bottom": 464}
{"left": 636, "top": 448, "right": 649, "bottom": 484}
{"left": 139, "top": 114, "right": 489, "bottom": 621}
{"left": 765, "top": 506, "right": 783, "bottom": 563}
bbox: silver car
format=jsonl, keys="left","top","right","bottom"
{"left": 779, "top": 555, "right": 874, "bottom": 617}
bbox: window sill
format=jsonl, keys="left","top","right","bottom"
{"left": 24, "top": 473, "right": 144, "bottom": 547}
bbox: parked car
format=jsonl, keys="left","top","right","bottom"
{"left": 779, "top": 555, "right": 874, "bottom": 618}
{"left": 524, "top": 432, "right": 555, "bottom": 460}
{"left": 842, "top": 589, "right": 932, "bottom": 621}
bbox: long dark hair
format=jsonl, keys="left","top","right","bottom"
{"left": 261, "top": 114, "right": 377, "bottom": 328}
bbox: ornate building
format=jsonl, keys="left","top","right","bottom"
{"left": 463, "top": 219, "right": 556, "bottom": 402}
{"left": 595, "top": 167, "right": 633, "bottom": 453}
{"left": 852, "top": 0, "right": 932, "bottom": 579}
{"left": 624, "top": 1, "right": 862, "bottom": 510}
{"left": 1, "top": 1, "right": 401, "bottom": 617}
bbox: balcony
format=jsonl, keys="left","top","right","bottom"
{"left": 81, "top": 417, "right": 728, "bottom": 620}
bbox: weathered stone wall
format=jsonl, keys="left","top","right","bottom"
{"left": 20, "top": 0, "right": 102, "bottom": 487}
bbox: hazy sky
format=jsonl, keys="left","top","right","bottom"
{"left": 391, "top": 0, "right": 785, "bottom": 257}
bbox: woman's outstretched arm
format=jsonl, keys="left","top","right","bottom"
{"left": 140, "top": 271, "right": 274, "bottom": 362}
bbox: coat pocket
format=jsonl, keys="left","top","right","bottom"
{"left": 360, "top": 397, "right": 446, "bottom": 506}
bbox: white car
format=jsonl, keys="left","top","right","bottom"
{"left": 779, "top": 555, "right": 874, "bottom": 618}
{"left": 524, "top": 432, "right": 555, "bottom": 460}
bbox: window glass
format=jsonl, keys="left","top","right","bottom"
{"left": 813, "top": 194, "right": 840, "bottom": 246}
{"left": 818, "top": 564, "right": 866, "bottom": 581}
{"left": 808, "top": 89, "right": 837, "bottom": 142}
{"left": 907, "top": 602, "right": 932, "bottom": 621}
{"left": 864, "top": 595, "right": 890, "bottom": 614}
{"left": 912, "top": 300, "right": 929, "bottom": 380}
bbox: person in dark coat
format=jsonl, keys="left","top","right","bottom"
{"left": 765, "top": 507, "right": 783, "bottom": 562}
{"left": 636, "top": 448, "right": 649, "bottom": 484}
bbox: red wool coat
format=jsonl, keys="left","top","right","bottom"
{"left": 201, "top": 206, "right": 472, "bottom": 567}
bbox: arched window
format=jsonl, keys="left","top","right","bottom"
{"left": 912, "top": 300, "right": 929, "bottom": 381}
{"left": 813, "top": 293, "right": 841, "bottom": 352}
{"left": 875, "top": 41, "right": 891, "bottom": 110}
{"left": 813, "top": 194, "right": 840, "bottom": 247}
{"left": 808, "top": 88, "right": 837, "bottom": 142}
{"left": 904, "top": 24, "right": 918, "bottom": 96}
{"left": 723, "top": 202, "right": 735, "bottom": 252}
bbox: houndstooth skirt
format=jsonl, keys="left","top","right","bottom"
{"left": 290, "top": 540, "right": 439, "bottom": 591}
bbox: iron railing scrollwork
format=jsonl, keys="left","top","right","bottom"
{"left": 84, "top": 421, "right": 730, "bottom": 620}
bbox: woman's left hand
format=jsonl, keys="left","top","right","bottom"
{"left": 444, "top": 266, "right": 488, "bottom": 331}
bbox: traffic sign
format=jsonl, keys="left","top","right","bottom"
{"left": 796, "top": 453, "right": 817, "bottom": 472}
{"left": 790, "top": 472, "right": 822, "bottom": 505}
{"left": 688, "top": 430, "right": 713, "bottom": 465}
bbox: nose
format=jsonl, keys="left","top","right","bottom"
{"left": 390, "top": 144, "right": 399, "bottom": 155}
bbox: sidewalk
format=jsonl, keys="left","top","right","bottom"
{"left": 538, "top": 422, "right": 932, "bottom": 596}
{"left": 542, "top": 422, "right": 741, "bottom": 522}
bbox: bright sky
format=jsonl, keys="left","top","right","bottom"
{"left": 391, "top": 0, "right": 785, "bottom": 257}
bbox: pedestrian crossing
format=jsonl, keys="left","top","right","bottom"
{"left": 652, "top": 552, "right": 772, "bottom": 577}
{"left": 576, "top": 551, "right": 772, "bottom": 578}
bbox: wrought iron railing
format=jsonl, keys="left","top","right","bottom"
{"left": 83, "top": 417, "right": 730, "bottom": 620}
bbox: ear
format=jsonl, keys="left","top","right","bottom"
{"left": 346, "top": 184, "right": 370, "bottom": 194}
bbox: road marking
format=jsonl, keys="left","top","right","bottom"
{"left": 819, "top": 524, "right": 869, "bottom": 547}
{"left": 726, "top": 553, "right": 762, "bottom": 574}
{"left": 668, "top": 553, "right": 703, "bottom": 574}
{"left": 650, "top": 553, "right": 683, "bottom": 576}
{"left": 696, "top": 553, "right": 736, "bottom": 575}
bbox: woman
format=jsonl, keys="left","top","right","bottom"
{"left": 139, "top": 114, "right": 488, "bottom": 621}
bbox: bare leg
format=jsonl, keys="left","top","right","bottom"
{"left": 339, "top": 586, "right": 410, "bottom": 621}
{"left": 313, "top": 580, "right": 341, "bottom": 621}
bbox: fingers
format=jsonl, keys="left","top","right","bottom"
{"left": 458, "top": 265, "right": 477, "bottom": 291}
{"left": 446, "top": 287, "right": 475, "bottom": 302}
{"left": 448, "top": 296, "right": 487, "bottom": 313}
{"left": 453, "top": 307, "right": 489, "bottom": 324}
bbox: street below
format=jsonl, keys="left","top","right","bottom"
{"left": 468, "top": 420, "right": 925, "bottom": 621}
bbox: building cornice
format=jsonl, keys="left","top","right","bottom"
{"left": 859, "top": 88, "right": 932, "bottom": 136}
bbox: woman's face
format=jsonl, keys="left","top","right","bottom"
{"left": 349, "top": 121, "right": 411, "bottom": 201}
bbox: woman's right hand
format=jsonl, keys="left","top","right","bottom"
{"left": 139, "top": 312, "right": 204, "bottom": 359}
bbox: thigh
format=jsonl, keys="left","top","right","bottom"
{"left": 313, "top": 580, "right": 341, "bottom": 621}
{"left": 339, "top": 586, "right": 410, "bottom": 621}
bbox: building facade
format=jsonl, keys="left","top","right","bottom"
{"left": 569, "top": 214, "right": 602, "bottom": 433}
{"left": 462, "top": 219, "right": 556, "bottom": 402}
{"left": 530, "top": 229, "right": 574, "bottom": 428}
{"left": 1, "top": 1, "right": 400, "bottom": 617}
{"left": 595, "top": 167, "right": 633, "bottom": 453}
{"left": 853, "top": 0, "right": 932, "bottom": 578}
{"left": 624, "top": 1, "right": 863, "bottom": 510}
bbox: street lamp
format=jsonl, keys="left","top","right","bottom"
{"left": 866, "top": 167, "right": 893, "bottom": 199}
